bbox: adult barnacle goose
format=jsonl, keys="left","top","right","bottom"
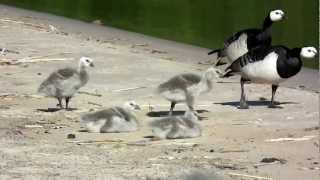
{"left": 38, "top": 57, "right": 94, "bottom": 109}
{"left": 208, "top": 9, "right": 285, "bottom": 66}
{"left": 223, "top": 46, "right": 317, "bottom": 109}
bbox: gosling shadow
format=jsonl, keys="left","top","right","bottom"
{"left": 37, "top": 108, "right": 77, "bottom": 112}
{"left": 215, "top": 100, "right": 298, "bottom": 108}
{"left": 78, "top": 129, "right": 89, "bottom": 132}
{"left": 147, "top": 109, "right": 209, "bottom": 117}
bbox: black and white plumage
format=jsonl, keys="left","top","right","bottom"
{"left": 157, "top": 68, "right": 222, "bottom": 116}
{"left": 208, "top": 9, "right": 285, "bottom": 66}
{"left": 150, "top": 110, "right": 201, "bottom": 139}
{"left": 38, "top": 57, "right": 94, "bottom": 109}
{"left": 223, "top": 46, "right": 318, "bottom": 109}
{"left": 81, "top": 101, "right": 141, "bottom": 133}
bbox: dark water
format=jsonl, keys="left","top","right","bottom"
{"left": 0, "top": 0, "right": 318, "bottom": 68}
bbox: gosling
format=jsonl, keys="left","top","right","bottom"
{"left": 38, "top": 57, "right": 94, "bottom": 109}
{"left": 150, "top": 110, "right": 201, "bottom": 139}
{"left": 157, "top": 67, "right": 222, "bottom": 116}
{"left": 81, "top": 101, "right": 141, "bottom": 133}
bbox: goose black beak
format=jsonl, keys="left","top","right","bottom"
{"left": 90, "top": 63, "right": 94, "bottom": 67}
{"left": 135, "top": 105, "right": 141, "bottom": 110}
{"left": 283, "top": 15, "right": 288, "bottom": 20}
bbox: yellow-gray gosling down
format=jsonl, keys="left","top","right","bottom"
{"left": 81, "top": 101, "right": 141, "bottom": 133}
{"left": 157, "top": 67, "right": 222, "bottom": 116}
{"left": 150, "top": 110, "right": 201, "bottom": 139}
{"left": 38, "top": 57, "right": 94, "bottom": 109}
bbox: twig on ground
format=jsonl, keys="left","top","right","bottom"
{"left": 0, "top": 93, "right": 43, "bottom": 99}
{"left": 24, "top": 124, "right": 43, "bottom": 128}
{"left": 70, "top": 139, "right": 124, "bottom": 145}
{"left": 265, "top": 135, "right": 316, "bottom": 142}
{"left": 227, "top": 173, "right": 273, "bottom": 180}
{"left": 112, "top": 86, "right": 147, "bottom": 92}
{"left": 24, "top": 52, "right": 72, "bottom": 60}
{"left": 254, "top": 161, "right": 280, "bottom": 168}
{"left": 0, "top": 18, "right": 48, "bottom": 30}
{"left": 1, "top": 53, "right": 73, "bottom": 65}
{"left": 131, "top": 43, "right": 149, "bottom": 48}
{"left": 0, "top": 18, "right": 60, "bottom": 33}
{"left": 78, "top": 91, "right": 102, "bottom": 97}
{"left": 16, "top": 58, "right": 74, "bottom": 64}
{"left": 88, "top": 101, "right": 103, "bottom": 107}
{"left": 218, "top": 149, "right": 250, "bottom": 153}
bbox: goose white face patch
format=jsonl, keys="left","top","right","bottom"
{"left": 301, "top": 47, "right": 318, "bottom": 58}
{"left": 242, "top": 52, "right": 283, "bottom": 84}
{"left": 80, "top": 57, "right": 94, "bottom": 67}
{"left": 269, "top": 9, "right": 285, "bottom": 22}
{"left": 226, "top": 34, "right": 248, "bottom": 62}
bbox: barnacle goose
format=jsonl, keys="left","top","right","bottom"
{"left": 223, "top": 46, "right": 317, "bottom": 109}
{"left": 208, "top": 9, "right": 285, "bottom": 66}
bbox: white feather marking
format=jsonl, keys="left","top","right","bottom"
{"left": 226, "top": 34, "right": 248, "bottom": 62}
{"left": 160, "top": 89, "right": 187, "bottom": 102}
{"left": 242, "top": 52, "right": 283, "bottom": 84}
{"left": 107, "top": 116, "right": 138, "bottom": 133}
{"left": 86, "top": 119, "right": 106, "bottom": 133}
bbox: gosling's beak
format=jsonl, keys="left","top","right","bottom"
{"left": 135, "top": 105, "right": 141, "bottom": 110}
{"left": 90, "top": 63, "right": 94, "bottom": 67}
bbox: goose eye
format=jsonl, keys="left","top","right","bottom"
{"left": 86, "top": 59, "right": 90, "bottom": 62}
{"left": 308, "top": 49, "right": 312, "bottom": 52}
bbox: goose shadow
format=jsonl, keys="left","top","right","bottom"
{"left": 37, "top": 108, "right": 78, "bottom": 112}
{"left": 147, "top": 109, "right": 209, "bottom": 117}
{"left": 214, "top": 100, "right": 298, "bottom": 108}
{"left": 78, "top": 129, "right": 89, "bottom": 132}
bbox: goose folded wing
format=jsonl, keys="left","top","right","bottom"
{"left": 225, "top": 47, "right": 270, "bottom": 73}
{"left": 224, "top": 29, "right": 259, "bottom": 47}
{"left": 56, "top": 68, "right": 77, "bottom": 79}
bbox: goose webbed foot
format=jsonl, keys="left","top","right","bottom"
{"left": 268, "top": 85, "right": 281, "bottom": 108}
{"left": 238, "top": 103, "right": 249, "bottom": 109}
{"left": 239, "top": 78, "right": 249, "bottom": 109}
{"left": 65, "top": 97, "right": 71, "bottom": 110}
{"left": 168, "top": 102, "right": 176, "bottom": 116}
{"left": 56, "top": 98, "right": 63, "bottom": 109}
{"left": 238, "top": 94, "right": 249, "bottom": 109}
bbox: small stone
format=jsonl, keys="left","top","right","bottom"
{"left": 67, "top": 134, "right": 76, "bottom": 139}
